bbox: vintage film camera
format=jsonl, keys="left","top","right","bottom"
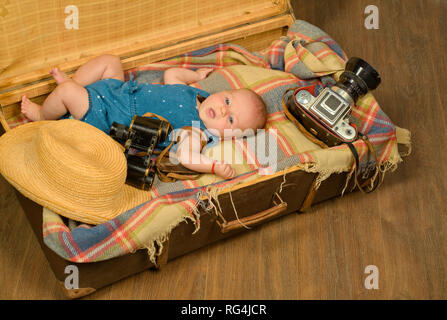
{"left": 110, "top": 115, "right": 171, "bottom": 190}
{"left": 287, "top": 57, "right": 381, "bottom": 146}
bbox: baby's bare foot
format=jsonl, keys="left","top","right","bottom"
{"left": 21, "top": 95, "right": 44, "bottom": 121}
{"left": 50, "top": 67, "right": 69, "bottom": 85}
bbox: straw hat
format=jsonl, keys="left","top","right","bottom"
{"left": 0, "top": 119, "right": 151, "bottom": 225}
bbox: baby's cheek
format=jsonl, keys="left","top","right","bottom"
{"left": 209, "top": 123, "right": 224, "bottom": 137}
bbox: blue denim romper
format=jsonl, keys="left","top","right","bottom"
{"left": 80, "top": 78, "right": 218, "bottom": 149}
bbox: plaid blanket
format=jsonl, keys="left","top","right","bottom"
{"left": 40, "top": 20, "right": 408, "bottom": 263}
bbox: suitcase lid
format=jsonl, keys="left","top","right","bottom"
{"left": 0, "top": 0, "right": 292, "bottom": 93}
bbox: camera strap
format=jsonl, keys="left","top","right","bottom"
{"left": 345, "top": 134, "right": 383, "bottom": 194}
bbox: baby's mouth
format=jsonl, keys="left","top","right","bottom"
{"left": 207, "top": 107, "right": 216, "bottom": 119}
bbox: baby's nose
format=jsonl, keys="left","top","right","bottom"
{"left": 219, "top": 105, "right": 228, "bottom": 117}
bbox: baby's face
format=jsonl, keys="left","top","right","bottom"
{"left": 198, "top": 89, "right": 260, "bottom": 139}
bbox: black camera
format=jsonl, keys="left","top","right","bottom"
{"left": 110, "top": 115, "right": 171, "bottom": 190}
{"left": 287, "top": 57, "right": 381, "bottom": 146}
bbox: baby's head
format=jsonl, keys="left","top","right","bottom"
{"left": 198, "top": 88, "right": 267, "bottom": 139}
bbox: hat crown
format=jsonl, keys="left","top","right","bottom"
{"left": 33, "top": 120, "right": 127, "bottom": 208}
{"left": 0, "top": 119, "right": 150, "bottom": 225}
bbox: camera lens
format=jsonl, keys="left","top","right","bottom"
{"left": 336, "top": 57, "right": 381, "bottom": 103}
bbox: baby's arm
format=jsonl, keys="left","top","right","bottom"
{"left": 175, "top": 128, "right": 235, "bottom": 180}
{"left": 164, "top": 67, "right": 213, "bottom": 85}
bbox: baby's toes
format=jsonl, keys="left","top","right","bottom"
{"left": 21, "top": 96, "right": 28, "bottom": 112}
{"left": 21, "top": 95, "right": 27, "bottom": 107}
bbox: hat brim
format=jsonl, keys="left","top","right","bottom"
{"left": 0, "top": 121, "right": 152, "bottom": 225}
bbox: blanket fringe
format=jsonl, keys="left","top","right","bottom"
{"left": 199, "top": 178, "right": 249, "bottom": 216}
{"left": 396, "top": 126, "right": 412, "bottom": 157}
{"left": 144, "top": 212, "right": 196, "bottom": 264}
{"left": 278, "top": 168, "right": 288, "bottom": 193}
{"left": 299, "top": 163, "right": 349, "bottom": 190}
{"left": 341, "top": 165, "right": 355, "bottom": 196}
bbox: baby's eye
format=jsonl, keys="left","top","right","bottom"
{"left": 225, "top": 97, "right": 230, "bottom": 106}
{"left": 228, "top": 116, "right": 234, "bottom": 124}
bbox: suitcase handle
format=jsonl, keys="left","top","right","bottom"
{"left": 215, "top": 192, "right": 287, "bottom": 233}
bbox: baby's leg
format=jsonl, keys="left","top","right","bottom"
{"left": 71, "top": 54, "right": 124, "bottom": 86}
{"left": 21, "top": 80, "right": 89, "bottom": 121}
{"left": 22, "top": 55, "right": 122, "bottom": 121}
{"left": 50, "top": 55, "right": 124, "bottom": 87}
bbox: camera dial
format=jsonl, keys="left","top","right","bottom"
{"left": 296, "top": 90, "right": 313, "bottom": 106}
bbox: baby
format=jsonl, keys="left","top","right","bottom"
{"left": 21, "top": 54, "right": 267, "bottom": 180}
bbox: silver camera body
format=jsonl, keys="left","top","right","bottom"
{"left": 294, "top": 86, "right": 357, "bottom": 142}
{"left": 286, "top": 57, "right": 381, "bottom": 146}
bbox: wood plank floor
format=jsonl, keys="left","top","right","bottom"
{"left": 1, "top": 0, "right": 446, "bottom": 299}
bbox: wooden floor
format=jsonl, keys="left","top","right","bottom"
{"left": 1, "top": 0, "right": 446, "bottom": 299}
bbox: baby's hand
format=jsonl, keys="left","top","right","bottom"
{"left": 196, "top": 68, "right": 213, "bottom": 80}
{"left": 214, "top": 162, "right": 236, "bottom": 180}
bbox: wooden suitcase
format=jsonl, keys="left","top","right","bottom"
{"left": 0, "top": 0, "right": 408, "bottom": 298}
